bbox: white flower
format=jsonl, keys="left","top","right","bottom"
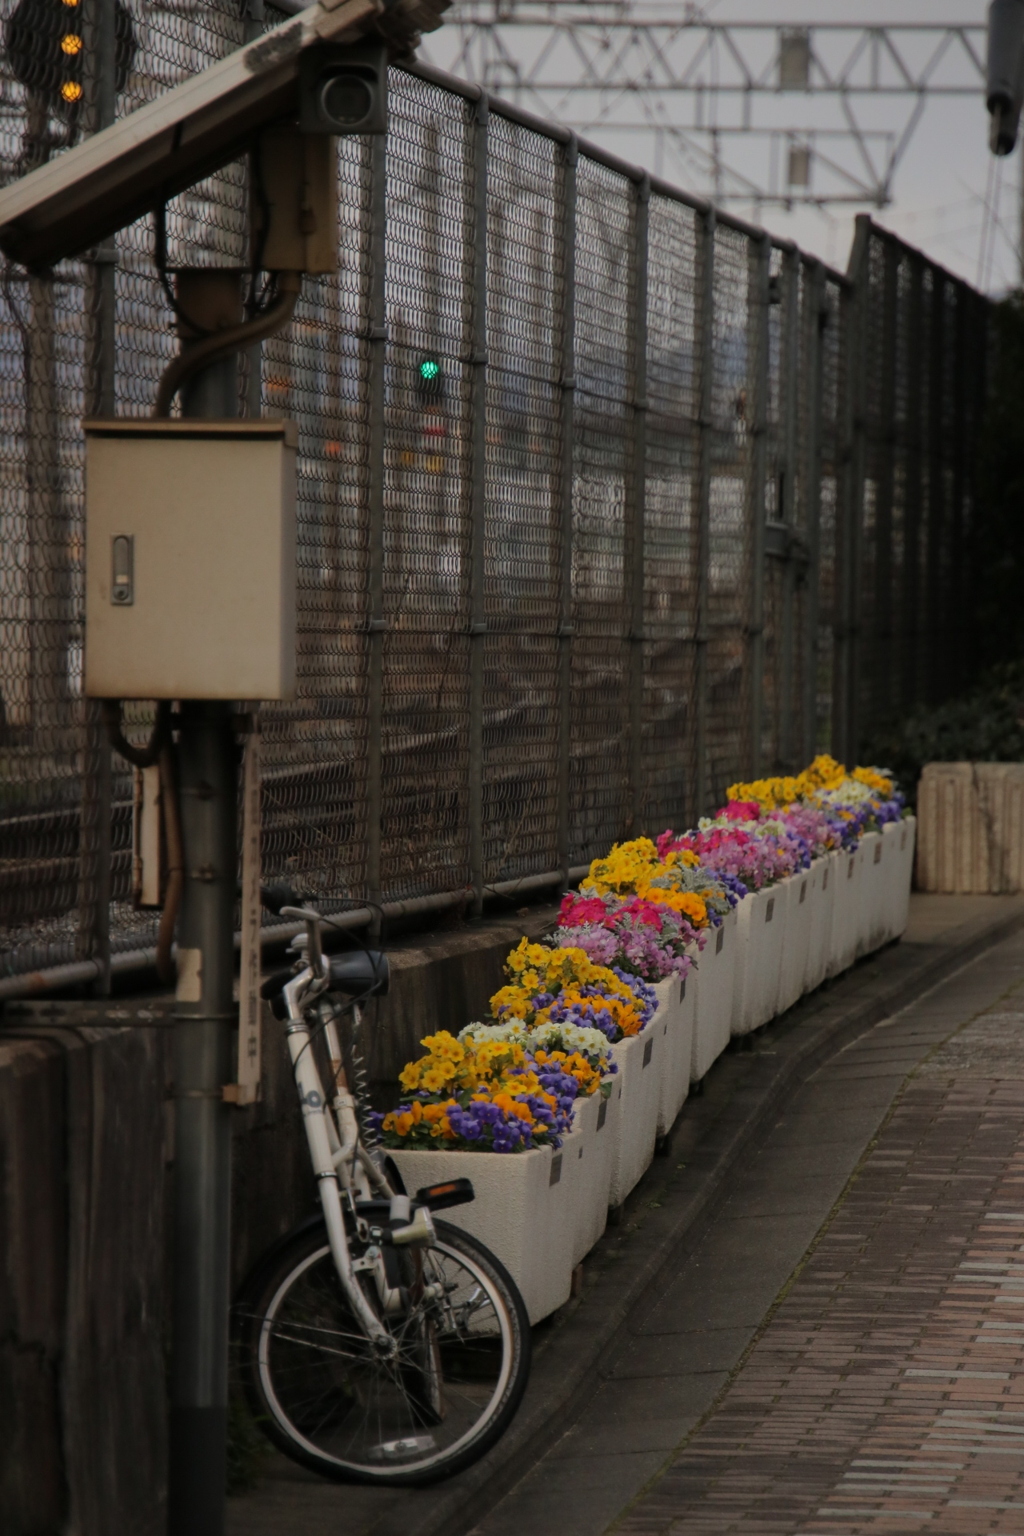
{"left": 527, "top": 1021, "right": 612, "bottom": 1059}
{"left": 457, "top": 1021, "right": 527, "bottom": 1045}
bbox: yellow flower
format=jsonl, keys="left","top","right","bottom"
{"left": 852, "top": 765, "right": 893, "bottom": 796}
{"left": 584, "top": 838, "right": 661, "bottom": 895}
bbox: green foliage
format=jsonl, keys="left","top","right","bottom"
{"left": 226, "top": 1393, "right": 270, "bottom": 1497}
{"left": 864, "top": 661, "right": 1024, "bottom": 808}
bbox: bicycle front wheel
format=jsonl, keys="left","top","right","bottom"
{"left": 236, "top": 1218, "right": 531, "bottom": 1485}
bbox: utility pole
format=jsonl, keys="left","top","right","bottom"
{"left": 166, "top": 272, "right": 242, "bottom": 1536}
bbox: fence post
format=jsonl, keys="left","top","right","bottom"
{"left": 467, "top": 93, "right": 489, "bottom": 916}
{"left": 626, "top": 173, "right": 649, "bottom": 835}
{"left": 747, "top": 233, "right": 770, "bottom": 778}
{"left": 364, "top": 132, "right": 387, "bottom": 930}
{"left": 925, "top": 270, "right": 945, "bottom": 706}
{"left": 778, "top": 246, "right": 800, "bottom": 770}
{"left": 949, "top": 284, "right": 967, "bottom": 697}
{"left": 555, "top": 135, "right": 577, "bottom": 881}
{"left": 802, "top": 261, "right": 826, "bottom": 765}
{"left": 694, "top": 206, "right": 715, "bottom": 820}
{"left": 870, "top": 239, "right": 899, "bottom": 738}
{"left": 836, "top": 220, "right": 869, "bottom": 764}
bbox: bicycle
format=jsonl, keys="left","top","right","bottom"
{"left": 233, "top": 889, "right": 532, "bottom": 1486}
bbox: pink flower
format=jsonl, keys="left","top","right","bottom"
{"left": 558, "top": 894, "right": 609, "bottom": 927}
{"left": 721, "top": 800, "right": 760, "bottom": 822}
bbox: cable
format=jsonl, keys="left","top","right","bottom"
{"left": 101, "top": 698, "right": 168, "bottom": 767}
{"left": 153, "top": 200, "right": 215, "bottom": 339}
{"left": 102, "top": 701, "right": 183, "bottom": 985}
{"left": 156, "top": 741, "right": 183, "bottom": 985}
{"left": 152, "top": 274, "right": 301, "bottom": 418}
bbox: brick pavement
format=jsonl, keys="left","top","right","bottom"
{"left": 226, "top": 897, "right": 1024, "bottom": 1536}
{"left": 613, "top": 993, "right": 1024, "bottom": 1535}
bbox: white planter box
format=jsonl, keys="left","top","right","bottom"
{"left": 731, "top": 883, "right": 788, "bottom": 1036}
{"left": 654, "top": 973, "right": 696, "bottom": 1136}
{"left": 568, "top": 1086, "right": 619, "bottom": 1266}
{"left": 855, "top": 831, "right": 888, "bottom": 958}
{"left": 889, "top": 815, "right": 915, "bottom": 938}
{"left": 691, "top": 910, "right": 737, "bottom": 1081}
{"left": 606, "top": 1023, "right": 662, "bottom": 1208}
{"left": 389, "top": 1124, "right": 583, "bottom": 1324}
{"left": 803, "top": 855, "right": 835, "bottom": 995}
{"left": 827, "top": 847, "right": 860, "bottom": 977}
{"left": 776, "top": 867, "right": 814, "bottom": 1015}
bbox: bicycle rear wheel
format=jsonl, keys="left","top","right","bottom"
{"left": 236, "top": 1217, "right": 531, "bottom": 1485}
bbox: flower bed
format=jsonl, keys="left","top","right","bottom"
{"left": 374, "top": 753, "right": 912, "bottom": 1322}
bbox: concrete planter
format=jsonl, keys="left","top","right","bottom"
{"left": 691, "top": 910, "right": 737, "bottom": 1081}
{"left": 606, "top": 1024, "right": 662, "bottom": 1208}
{"left": 827, "top": 847, "right": 860, "bottom": 977}
{"left": 855, "top": 831, "right": 888, "bottom": 958}
{"left": 389, "top": 1124, "right": 583, "bottom": 1324}
{"left": 776, "top": 867, "right": 815, "bottom": 1015}
{"left": 654, "top": 972, "right": 696, "bottom": 1137}
{"left": 803, "top": 855, "right": 835, "bottom": 994}
{"left": 568, "top": 1086, "right": 619, "bottom": 1266}
{"left": 731, "top": 883, "right": 788, "bottom": 1036}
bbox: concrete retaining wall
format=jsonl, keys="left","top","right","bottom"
{"left": 0, "top": 905, "right": 555, "bottom": 1533}
{"left": 916, "top": 763, "right": 1024, "bottom": 893}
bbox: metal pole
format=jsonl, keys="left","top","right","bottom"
{"left": 694, "top": 207, "right": 714, "bottom": 820}
{"left": 467, "top": 93, "right": 489, "bottom": 918}
{"left": 802, "top": 261, "right": 826, "bottom": 765}
{"left": 167, "top": 271, "right": 242, "bottom": 1536}
{"left": 555, "top": 135, "right": 577, "bottom": 881}
{"left": 871, "top": 240, "right": 898, "bottom": 735}
{"left": 837, "top": 217, "right": 870, "bottom": 764}
{"left": 78, "top": 0, "right": 118, "bottom": 992}
{"left": 626, "top": 173, "right": 649, "bottom": 836}
{"left": 901, "top": 256, "right": 924, "bottom": 713}
{"left": 243, "top": 0, "right": 266, "bottom": 421}
{"left": 948, "top": 284, "right": 968, "bottom": 696}
{"left": 747, "top": 233, "right": 770, "bottom": 778}
{"left": 925, "top": 270, "right": 945, "bottom": 706}
{"left": 365, "top": 132, "right": 387, "bottom": 931}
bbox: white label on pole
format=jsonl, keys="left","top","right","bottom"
{"left": 237, "top": 723, "right": 262, "bottom": 1105}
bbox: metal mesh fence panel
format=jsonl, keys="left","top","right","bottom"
{"left": 376, "top": 74, "right": 473, "bottom": 900}
{"left": 705, "top": 221, "right": 751, "bottom": 805}
{"left": 482, "top": 112, "right": 560, "bottom": 885}
{"left": 0, "top": 9, "right": 993, "bottom": 984}
{"left": 847, "top": 220, "right": 988, "bottom": 755}
{"left": 566, "top": 154, "right": 632, "bottom": 867}
{"left": 643, "top": 192, "right": 699, "bottom": 835}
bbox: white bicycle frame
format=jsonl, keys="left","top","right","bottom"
{"left": 277, "top": 906, "right": 434, "bottom": 1352}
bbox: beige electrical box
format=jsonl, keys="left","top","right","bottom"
{"left": 84, "top": 419, "right": 297, "bottom": 701}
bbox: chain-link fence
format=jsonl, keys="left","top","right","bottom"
{"left": 0, "top": 1, "right": 991, "bottom": 985}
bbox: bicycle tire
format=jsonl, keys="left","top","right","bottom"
{"left": 235, "top": 1217, "right": 531, "bottom": 1485}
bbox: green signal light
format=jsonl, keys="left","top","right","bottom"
{"left": 419, "top": 359, "right": 441, "bottom": 382}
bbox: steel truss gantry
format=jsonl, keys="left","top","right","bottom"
{"left": 424, "top": 5, "right": 986, "bottom": 207}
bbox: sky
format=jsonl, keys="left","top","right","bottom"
{"left": 422, "top": 1, "right": 1018, "bottom": 294}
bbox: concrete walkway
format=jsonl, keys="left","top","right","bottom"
{"left": 475, "top": 906, "right": 1024, "bottom": 1536}
{"left": 227, "top": 894, "right": 1024, "bottom": 1536}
